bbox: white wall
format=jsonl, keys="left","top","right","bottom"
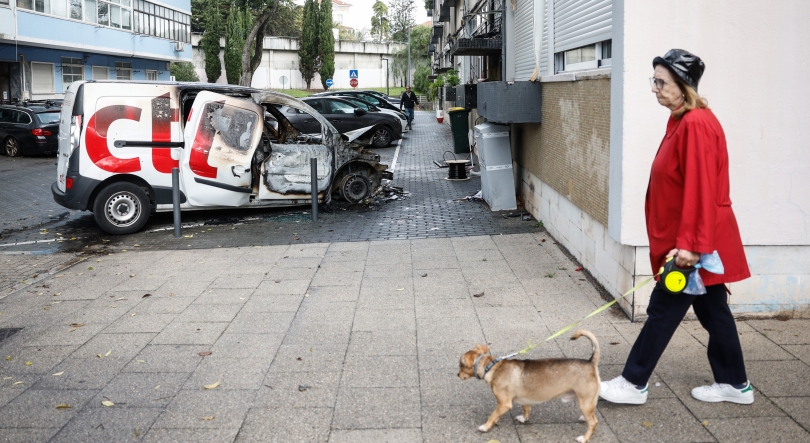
{"left": 609, "top": 0, "right": 810, "bottom": 247}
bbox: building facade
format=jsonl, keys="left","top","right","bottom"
{"left": 0, "top": 0, "right": 192, "bottom": 102}
{"left": 432, "top": 0, "right": 810, "bottom": 320}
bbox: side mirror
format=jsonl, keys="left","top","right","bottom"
{"left": 354, "top": 108, "right": 367, "bottom": 116}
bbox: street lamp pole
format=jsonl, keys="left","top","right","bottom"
{"left": 407, "top": 1, "right": 413, "bottom": 87}
{"left": 380, "top": 55, "right": 390, "bottom": 96}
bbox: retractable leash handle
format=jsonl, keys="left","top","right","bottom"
{"left": 660, "top": 256, "right": 697, "bottom": 295}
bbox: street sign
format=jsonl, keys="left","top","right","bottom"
{"left": 349, "top": 70, "right": 358, "bottom": 79}
{"left": 350, "top": 78, "right": 358, "bottom": 88}
{"left": 325, "top": 78, "right": 333, "bottom": 87}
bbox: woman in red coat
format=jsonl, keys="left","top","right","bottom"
{"left": 599, "top": 49, "right": 753, "bottom": 405}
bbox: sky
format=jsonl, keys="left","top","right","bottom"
{"left": 297, "top": 0, "right": 430, "bottom": 40}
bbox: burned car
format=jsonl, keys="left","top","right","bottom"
{"left": 52, "top": 81, "right": 391, "bottom": 235}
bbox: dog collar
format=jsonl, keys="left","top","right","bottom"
{"left": 475, "top": 351, "right": 520, "bottom": 380}
{"left": 473, "top": 354, "right": 487, "bottom": 379}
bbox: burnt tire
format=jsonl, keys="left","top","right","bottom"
{"left": 370, "top": 127, "right": 393, "bottom": 148}
{"left": 4, "top": 137, "right": 20, "bottom": 157}
{"left": 339, "top": 174, "right": 371, "bottom": 203}
{"left": 92, "top": 182, "right": 151, "bottom": 235}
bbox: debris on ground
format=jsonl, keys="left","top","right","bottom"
{"left": 367, "top": 184, "right": 411, "bottom": 207}
{"left": 459, "top": 190, "right": 483, "bottom": 202}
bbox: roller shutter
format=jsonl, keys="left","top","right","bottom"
{"left": 514, "top": 0, "right": 535, "bottom": 80}
{"left": 539, "top": 0, "right": 549, "bottom": 76}
{"left": 553, "top": 0, "right": 611, "bottom": 53}
{"left": 31, "top": 63, "right": 54, "bottom": 93}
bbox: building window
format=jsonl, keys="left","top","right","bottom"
{"left": 31, "top": 62, "right": 55, "bottom": 93}
{"left": 115, "top": 61, "right": 132, "bottom": 80}
{"left": 554, "top": 39, "right": 612, "bottom": 73}
{"left": 133, "top": 0, "right": 190, "bottom": 43}
{"left": 92, "top": 66, "right": 109, "bottom": 79}
{"left": 61, "top": 57, "right": 84, "bottom": 91}
{"left": 146, "top": 69, "right": 157, "bottom": 80}
{"left": 1, "top": 0, "right": 9, "bottom": 7}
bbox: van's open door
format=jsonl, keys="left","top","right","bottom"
{"left": 180, "top": 91, "right": 263, "bottom": 207}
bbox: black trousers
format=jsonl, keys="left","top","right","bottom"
{"left": 622, "top": 283, "right": 748, "bottom": 386}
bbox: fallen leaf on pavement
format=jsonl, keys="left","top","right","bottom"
{"left": 129, "top": 274, "right": 136, "bottom": 278}
{"left": 421, "top": 273, "right": 428, "bottom": 277}
{"left": 55, "top": 404, "right": 71, "bottom": 409}
{"left": 25, "top": 361, "right": 32, "bottom": 366}
{"left": 101, "top": 400, "right": 115, "bottom": 407}
{"left": 610, "top": 342, "right": 620, "bottom": 345}
{"left": 396, "top": 288, "right": 405, "bottom": 291}
{"left": 13, "top": 381, "right": 23, "bottom": 386}
{"left": 104, "top": 349, "right": 112, "bottom": 357}
{"left": 204, "top": 380, "right": 220, "bottom": 390}
{"left": 473, "top": 292, "right": 485, "bottom": 297}
{"left": 69, "top": 323, "right": 85, "bottom": 328}
{"left": 134, "top": 428, "right": 140, "bottom": 437}
{"left": 201, "top": 416, "right": 215, "bottom": 421}
{"left": 154, "top": 385, "right": 160, "bottom": 390}
{"left": 136, "top": 359, "right": 145, "bottom": 364}
{"left": 702, "top": 421, "right": 709, "bottom": 427}
{"left": 198, "top": 351, "right": 212, "bottom": 356}
{"left": 131, "top": 313, "right": 137, "bottom": 317}
{"left": 53, "top": 372, "right": 64, "bottom": 376}
{"left": 169, "top": 293, "right": 175, "bottom": 297}
{"left": 3, "top": 376, "right": 12, "bottom": 380}
{"left": 642, "top": 421, "right": 653, "bottom": 428}
{"left": 115, "top": 298, "right": 127, "bottom": 302}
{"left": 142, "top": 294, "right": 151, "bottom": 298}
{"left": 5, "top": 356, "right": 11, "bottom": 361}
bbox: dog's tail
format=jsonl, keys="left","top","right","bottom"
{"left": 572, "top": 329, "right": 600, "bottom": 367}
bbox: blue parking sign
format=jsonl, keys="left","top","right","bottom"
{"left": 349, "top": 70, "right": 358, "bottom": 79}
{"left": 326, "top": 78, "right": 333, "bottom": 87}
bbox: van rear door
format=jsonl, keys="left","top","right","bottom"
{"left": 180, "top": 91, "right": 263, "bottom": 207}
{"left": 56, "top": 83, "right": 82, "bottom": 192}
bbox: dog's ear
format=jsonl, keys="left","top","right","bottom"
{"left": 474, "top": 344, "right": 490, "bottom": 354}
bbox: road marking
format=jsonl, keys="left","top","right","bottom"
{"left": 0, "top": 239, "right": 57, "bottom": 248}
{"left": 389, "top": 138, "right": 403, "bottom": 174}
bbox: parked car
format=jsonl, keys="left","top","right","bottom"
{"left": 52, "top": 81, "right": 392, "bottom": 235}
{"left": 312, "top": 90, "right": 400, "bottom": 113}
{"left": 335, "top": 95, "right": 409, "bottom": 133}
{"left": 278, "top": 97, "right": 402, "bottom": 148}
{"left": 361, "top": 90, "right": 401, "bottom": 106}
{"left": 0, "top": 101, "right": 62, "bottom": 156}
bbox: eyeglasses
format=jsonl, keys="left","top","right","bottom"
{"left": 649, "top": 77, "right": 666, "bottom": 90}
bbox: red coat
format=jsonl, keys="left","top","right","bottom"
{"left": 646, "top": 108, "right": 750, "bottom": 286}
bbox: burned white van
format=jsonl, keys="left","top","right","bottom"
{"left": 52, "top": 81, "right": 391, "bottom": 234}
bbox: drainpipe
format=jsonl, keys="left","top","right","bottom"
{"left": 20, "top": 55, "right": 27, "bottom": 100}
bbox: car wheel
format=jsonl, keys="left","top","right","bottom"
{"left": 339, "top": 174, "right": 371, "bottom": 203}
{"left": 92, "top": 182, "right": 152, "bottom": 235}
{"left": 371, "top": 127, "right": 392, "bottom": 148}
{"left": 4, "top": 137, "right": 20, "bottom": 157}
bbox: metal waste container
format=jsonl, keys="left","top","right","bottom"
{"left": 448, "top": 107, "right": 471, "bottom": 154}
{"left": 474, "top": 122, "right": 516, "bottom": 211}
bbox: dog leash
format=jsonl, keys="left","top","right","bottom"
{"left": 476, "top": 272, "right": 661, "bottom": 379}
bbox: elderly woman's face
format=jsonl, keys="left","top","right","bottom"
{"left": 651, "top": 65, "right": 684, "bottom": 111}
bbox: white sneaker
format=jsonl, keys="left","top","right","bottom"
{"left": 599, "top": 376, "right": 648, "bottom": 405}
{"left": 691, "top": 382, "right": 754, "bottom": 404}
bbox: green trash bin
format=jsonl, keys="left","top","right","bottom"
{"left": 448, "top": 107, "right": 471, "bottom": 154}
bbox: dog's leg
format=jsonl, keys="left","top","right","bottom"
{"left": 478, "top": 397, "right": 513, "bottom": 432}
{"left": 515, "top": 405, "right": 531, "bottom": 423}
{"left": 575, "top": 391, "right": 599, "bottom": 443}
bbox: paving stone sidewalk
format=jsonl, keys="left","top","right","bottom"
{"left": 0, "top": 233, "right": 808, "bottom": 442}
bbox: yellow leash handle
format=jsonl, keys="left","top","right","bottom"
{"left": 516, "top": 273, "right": 660, "bottom": 355}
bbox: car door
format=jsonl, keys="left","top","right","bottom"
{"left": 297, "top": 99, "right": 326, "bottom": 134}
{"left": 179, "top": 91, "right": 263, "bottom": 207}
{"left": 322, "top": 99, "right": 364, "bottom": 133}
{"left": 0, "top": 108, "right": 10, "bottom": 141}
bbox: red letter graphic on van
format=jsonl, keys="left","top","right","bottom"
{"left": 151, "top": 94, "right": 180, "bottom": 173}
{"left": 187, "top": 102, "right": 222, "bottom": 179}
{"left": 86, "top": 105, "right": 142, "bottom": 173}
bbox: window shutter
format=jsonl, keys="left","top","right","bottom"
{"left": 93, "top": 66, "right": 108, "bottom": 79}
{"left": 553, "top": 0, "right": 611, "bottom": 53}
{"left": 31, "top": 63, "right": 54, "bottom": 93}
{"left": 514, "top": 0, "right": 535, "bottom": 81}
{"left": 539, "top": 1, "right": 549, "bottom": 76}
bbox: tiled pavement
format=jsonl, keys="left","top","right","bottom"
{"left": 1, "top": 113, "right": 809, "bottom": 442}
{"left": 0, "top": 234, "right": 808, "bottom": 442}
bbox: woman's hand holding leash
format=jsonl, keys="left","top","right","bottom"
{"left": 667, "top": 248, "right": 700, "bottom": 267}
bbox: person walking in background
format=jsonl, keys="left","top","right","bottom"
{"left": 599, "top": 49, "right": 754, "bottom": 406}
{"left": 400, "top": 86, "right": 419, "bottom": 130}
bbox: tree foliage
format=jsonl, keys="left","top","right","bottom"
{"left": 224, "top": 5, "right": 251, "bottom": 85}
{"left": 317, "top": 0, "right": 335, "bottom": 90}
{"left": 413, "top": 64, "right": 430, "bottom": 93}
{"left": 265, "top": 0, "right": 302, "bottom": 38}
{"left": 370, "top": 0, "right": 389, "bottom": 42}
{"left": 200, "top": 0, "right": 223, "bottom": 83}
{"left": 169, "top": 62, "right": 200, "bottom": 82}
{"left": 388, "top": 0, "right": 414, "bottom": 42}
{"left": 298, "top": 0, "right": 320, "bottom": 89}
{"left": 391, "top": 25, "right": 430, "bottom": 86}
{"left": 339, "top": 27, "right": 368, "bottom": 42}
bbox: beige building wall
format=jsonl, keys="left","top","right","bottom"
{"left": 511, "top": 77, "right": 611, "bottom": 226}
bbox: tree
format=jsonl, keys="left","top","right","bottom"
{"left": 388, "top": 0, "right": 414, "bottom": 42}
{"left": 391, "top": 25, "right": 429, "bottom": 86}
{"left": 370, "top": 0, "right": 389, "bottom": 42}
{"left": 200, "top": 0, "right": 224, "bottom": 83}
{"left": 224, "top": 5, "right": 251, "bottom": 84}
{"left": 339, "top": 27, "right": 368, "bottom": 42}
{"left": 413, "top": 64, "right": 430, "bottom": 93}
{"left": 317, "top": 0, "right": 335, "bottom": 90}
{"left": 169, "top": 62, "right": 200, "bottom": 82}
{"left": 298, "top": 0, "right": 320, "bottom": 89}
{"left": 265, "top": 0, "right": 302, "bottom": 38}
{"left": 235, "top": 0, "right": 289, "bottom": 87}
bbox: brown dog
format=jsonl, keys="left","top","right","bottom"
{"left": 458, "top": 330, "right": 601, "bottom": 443}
